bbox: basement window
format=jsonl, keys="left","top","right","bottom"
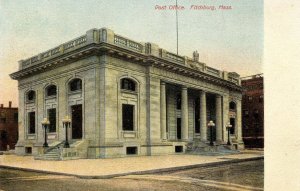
{"left": 25, "top": 147, "right": 32, "bottom": 154}
{"left": 126, "top": 147, "right": 137, "bottom": 155}
{"left": 175, "top": 146, "right": 183, "bottom": 153}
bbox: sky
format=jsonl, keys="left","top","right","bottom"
{"left": 0, "top": 0, "right": 263, "bottom": 106}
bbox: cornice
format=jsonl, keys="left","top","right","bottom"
{"left": 10, "top": 28, "right": 242, "bottom": 92}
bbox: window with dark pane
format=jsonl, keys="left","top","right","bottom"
{"left": 48, "top": 108, "right": 56, "bottom": 132}
{"left": 230, "top": 118, "right": 235, "bottom": 134}
{"left": 70, "top": 79, "right": 82, "bottom": 91}
{"left": 126, "top": 147, "right": 137, "bottom": 155}
{"left": 194, "top": 98, "right": 200, "bottom": 133}
{"left": 259, "top": 95, "right": 263, "bottom": 103}
{"left": 176, "top": 94, "right": 181, "bottom": 110}
{"left": 122, "top": 104, "right": 134, "bottom": 131}
{"left": 0, "top": 130, "right": 7, "bottom": 140}
{"left": 121, "top": 78, "right": 136, "bottom": 91}
{"left": 0, "top": 112, "right": 6, "bottom": 123}
{"left": 28, "top": 112, "right": 35, "bottom": 134}
{"left": 27, "top": 91, "right": 35, "bottom": 101}
{"left": 229, "top": 101, "right": 236, "bottom": 110}
{"left": 46, "top": 85, "right": 57, "bottom": 97}
{"left": 253, "top": 109, "right": 259, "bottom": 119}
{"left": 14, "top": 112, "right": 18, "bottom": 123}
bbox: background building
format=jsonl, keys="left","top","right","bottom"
{"left": 0, "top": 101, "right": 18, "bottom": 151}
{"left": 10, "top": 28, "right": 244, "bottom": 159}
{"left": 241, "top": 74, "right": 264, "bottom": 148}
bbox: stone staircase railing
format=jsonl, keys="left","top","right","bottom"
{"left": 35, "top": 140, "right": 89, "bottom": 161}
{"left": 61, "top": 139, "right": 89, "bottom": 160}
{"left": 186, "top": 140, "right": 240, "bottom": 156}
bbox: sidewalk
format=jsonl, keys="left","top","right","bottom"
{"left": 0, "top": 150, "right": 263, "bottom": 179}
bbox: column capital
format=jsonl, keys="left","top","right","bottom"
{"left": 181, "top": 86, "right": 188, "bottom": 90}
{"left": 200, "top": 90, "right": 206, "bottom": 94}
{"left": 160, "top": 81, "right": 166, "bottom": 86}
{"left": 216, "top": 94, "right": 222, "bottom": 98}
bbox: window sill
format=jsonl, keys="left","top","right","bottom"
{"left": 121, "top": 89, "right": 138, "bottom": 95}
{"left": 45, "top": 95, "right": 57, "bottom": 100}
{"left": 121, "top": 131, "right": 137, "bottom": 138}
{"left": 68, "top": 90, "right": 82, "bottom": 95}
{"left": 26, "top": 134, "right": 36, "bottom": 140}
{"left": 47, "top": 133, "right": 57, "bottom": 140}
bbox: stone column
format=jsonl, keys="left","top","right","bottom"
{"left": 216, "top": 95, "right": 223, "bottom": 142}
{"left": 160, "top": 82, "right": 167, "bottom": 140}
{"left": 181, "top": 87, "right": 188, "bottom": 140}
{"left": 200, "top": 90, "right": 207, "bottom": 141}
{"left": 236, "top": 99, "right": 242, "bottom": 141}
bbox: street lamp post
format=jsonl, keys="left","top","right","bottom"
{"left": 208, "top": 120, "right": 215, "bottom": 146}
{"left": 62, "top": 115, "right": 71, "bottom": 148}
{"left": 41, "top": 118, "right": 50, "bottom": 147}
{"left": 226, "top": 122, "right": 232, "bottom": 145}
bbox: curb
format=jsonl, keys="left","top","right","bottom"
{"left": 0, "top": 156, "right": 264, "bottom": 179}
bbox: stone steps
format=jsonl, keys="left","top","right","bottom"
{"left": 35, "top": 140, "right": 87, "bottom": 161}
{"left": 35, "top": 148, "right": 61, "bottom": 160}
{"left": 186, "top": 141, "right": 240, "bottom": 156}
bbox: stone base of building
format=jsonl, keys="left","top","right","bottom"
{"left": 87, "top": 141, "right": 187, "bottom": 159}
{"left": 14, "top": 140, "right": 189, "bottom": 160}
{"left": 14, "top": 139, "right": 245, "bottom": 160}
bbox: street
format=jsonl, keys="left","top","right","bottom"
{"left": 0, "top": 159, "right": 263, "bottom": 191}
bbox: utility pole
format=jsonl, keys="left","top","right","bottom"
{"left": 176, "top": 0, "right": 179, "bottom": 55}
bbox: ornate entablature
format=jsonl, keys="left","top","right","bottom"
{"left": 10, "top": 27, "right": 242, "bottom": 91}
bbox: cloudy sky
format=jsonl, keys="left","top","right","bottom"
{"left": 0, "top": 0, "right": 263, "bottom": 106}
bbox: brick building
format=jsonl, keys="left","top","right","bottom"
{"left": 0, "top": 101, "right": 18, "bottom": 151}
{"left": 241, "top": 74, "right": 264, "bottom": 148}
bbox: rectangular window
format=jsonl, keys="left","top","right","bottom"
{"left": 28, "top": 112, "right": 35, "bottom": 134}
{"left": 126, "top": 147, "right": 137, "bottom": 155}
{"left": 177, "top": 118, "right": 181, "bottom": 139}
{"left": 176, "top": 94, "right": 181, "bottom": 110}
{"left": 248, "top": 96, "right": 252, "bottom": 101}
{"left": 175, "top": 146, "right": 183, "bottom": 153}
{"left": 259, "top": 95, "right": 263, "bottom": 103}
{"left": 48, "top": 108, "right": 56, "bottom": 132}
{"left": 25, "top": 147, "right": 32, "bottom": 154}
{"left": 14, "top": 113, "right": 18, "bottom": 123}
{"left": 194, "top": 99, "right": 200, "bottom": 133}
{"left": 230, "top": 118, "right": 235, "bottom": 134}
{"left": 122, "top": 104, "right": 134, "bottom": 131}
{"left": 0, "top": 117, "right": 6, "bottom": 123}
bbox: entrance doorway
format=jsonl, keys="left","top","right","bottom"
{"left": 71, "top": 104, "right": 82, "bottom": 139}
{"left": 177, "top": 118, "right": 181, "bottom": 139}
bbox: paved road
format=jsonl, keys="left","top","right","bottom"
{"left": 0, "top": 159, "right": 263, "bottom": 191}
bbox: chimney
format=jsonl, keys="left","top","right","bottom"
{"left": 9, "top": 101, "right": 12, "bottom": 108}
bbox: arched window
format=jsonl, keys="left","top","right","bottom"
{"left": 46, "top": 85, "right": 57, "bottom": 97}
{"left": 229, "top": 101, "right": 236, "bottom": 110}
{"left": 69, "top": 78, "right": 82, "bottom": 92}
{"left": 27, "top": 90, "right": 36, "bottom": 102}
{"left": 121, "top": 78, "right": 136, "bottom": 91}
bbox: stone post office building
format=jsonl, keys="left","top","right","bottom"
{"left": 10, "top": 28, "right": 244, "bottom": 159}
